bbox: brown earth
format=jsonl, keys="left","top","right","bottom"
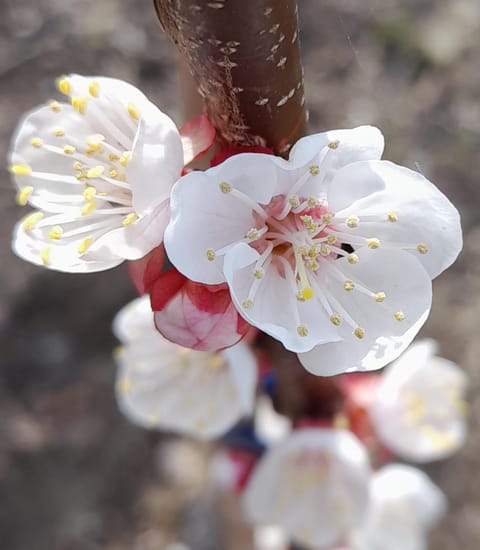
{"left": 0, "top": 0, "right": 479, "bottom": 548}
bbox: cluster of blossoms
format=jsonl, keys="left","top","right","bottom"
{"left": 9, "top": 75, "right": 465, "bottom": 548}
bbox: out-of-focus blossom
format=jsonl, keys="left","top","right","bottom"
{"left": 113, "top": 296, "right": 257, "bottom": 439}
{"left": 150, "top": 268, "right": 251, "bottom": 351}
{"left": 254, "top": 395, "right": 292, "bottom": 446}
{"left": 242, "top": 428, "right": 371, "bottom": 548}
{"left": 165, "top": 126, "right": 461, "bottom": 375}
{"left": 369, "top": 340, "right": 468, "bottom": 462}
{"left": 9, "top": 75, "right": 214, "bottom": 272}
{"left": 349, "top": 464, "right": 447, "bottom": 550}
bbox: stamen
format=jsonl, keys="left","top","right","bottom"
{"left": 253, "top": 268, "right": 264, "bottom": 279}
{"left": 374, "top": 291, "right": 386, "bottom": 302}
{"left": 206, "top": 248, "right": 216, "bottom": 261}
{"left": 71, "top": 96, "right": 88, "bottom": 115}
{"left": 354, "top": 327, "right": 365, "bottom": 339}
{"left": 387, "top": 210, "right": 398, "bottom": 222}
{"left": 16, "top": 186, "right": 34, "bottom": 206}
{"left": 219, "top": 181, "right": 232, "bottom": 193}
{"left": 78, "top": 237, "right": 94, "bottom": 254}
{"left": 86, "top": 166, "right": 105, "bottom": 179}
{"left": 343, "top": 280, "right": 355, "bottom": 292}
{"left": 328, "top": 139, "right": 340, "bottom": 149}
{"left": 119, "top": 151, "right": 132, "bottom": 167}
{"left": 127, "top": 102, "right": 140, "bottom": 120}
{"left": 56, "top": 76, "right": 71, "bottom": 96}
{"left": 49, "top": 100, "right": 61, "bottom": 112}
{"left": 242, "top": 299, "right": 253, "bottom": 309}
{"left": 309, "top": 165, "right": 320, "bottom": 175}
{"left": 48, "top": 226, "right": 63, "bottom": 240}
{"left": 10, "top": 164, "right": 32, "bottom": 176}
{"left": 63, "top": 145, "right": 76, "bottom": 155}
{"left": 367, "top": 238, "right": 380, "bottom": 249}
{"left": 31, "top": 137, "right": 43, "bottom": 148}
{"left": 417, "top": 243, "right": 429, "bottom": 254}
{"left": 347, "top": 254, "right": 359, "bottom": 264}
{"left": 122, "top": 212, "right": 138, "bottom": 226}
{"left": 289, "top": 195, "right": 300, "bottom": 207}
{"left": 294, "top": 246, "right": 314, "bottom": 300}
{"left": 346, "top": 216, "right": 359, "bottom": 228}
{"left": 40, "top": 246, "right": 50, "bottom": 265}
{"left": 81, "top": 201, "right": 97, "bottom": 216}
{"left": 394, "top": 311, "right": 405, "bottom": 322}
{"left": 297, "top": 324, "right": 309, "bottom": 337}
{"left": 330, "top": 313, "right": 342, "bottom": 326}
{"left": 22, "top": 212, "right": 44, "bottom": 231}
{"left": 89, "top": 81, "right": 100, "bottom": 97}
{"left": 53, "top": 128, "right": 65, "bottom": 137}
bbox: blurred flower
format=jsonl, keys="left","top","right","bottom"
{"left": 242, "top": 428, "right": 371, "bottom": 549}
{"left": 165, "top": 126, "right": 461, "bottom": 375}
{"left": 9, "top": 75, "right": 214, "bottom": 272}
{"left": 369, "top": 339, "right": 468, "bottom": 462}
{"left": 113, "top": 296, "right": 257, "bottom": 438}
{"left": 349, "top": 464, "right": 447, "bottom": 550}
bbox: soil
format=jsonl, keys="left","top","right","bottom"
{"left": 0, "top": 0, "right": 479, "bottom": 548}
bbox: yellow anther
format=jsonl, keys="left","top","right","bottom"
{"left": 387, "top": 210, "right": 398, "bottom": 222}
{"left": 300, "top": 215, "right": 319, "bottom": 234}
{"left": 16, "top": 186, "right": 34, "bottom": 206}
{"left": 253, "top": 268, "right": 264, "bottom": 279}
{"left": 127, "top": 102, "right": 140, "bottom": 120}
{"left": 306, "top": 259, "right": 319, "bottom": 270}
{"left": 71, "top": 96, "right": 88, "bottom": 114}
{"left": 346, "top": 216, "right": 359, "bottom": 228}
{"left": 354, "top": 327, "right": 365, "bottom": 339}
{"left": 242, "top": 299, "right": 253, "bottom": 309}
{"left": 328, "top": 139, "right": 340, "bottom": 149}
{"left": 22, "top": 212, "right": 44, "bottom": 231}
{"left": 49, "top": 100, "right": 61, "bottom": 112}
{"left": 48, "top": 225, "right": 63, "bottom": 240}
{"left": 307, "top": 196, "right": 319, "bottom": 207}
{"left": 330, "top": 313, "right": 342, "bottom": 326}
{"left": 86, "top": 133, "right": 105, "bottom": 151}
{"left": 53, "top": 128, "right": 65, "bottom": 137}
{"left": 117, "top": 377, "right": 133, "bottom": 394}
{"left": 40, "top": 246, "right": 50, "bottom": 265}
{"left": 122, "top": 212, "right": 138, "bottom": 227}
{"left": 108, "top": 168, "right": 119, "bottom": 179}
{"left": 56, "top": 76, "right": 71, "bottom": 96}
{"left": 327, "top": 235, "right": 337, "bottom": 245}
{"left": 299, "top": 287, "right": 314, "bottom": 301}
{"left": 394, "top": 310, "right": 405, "bottom": 322}
{"left": 206, "top": 248, "right": 216, "bottom": 261}
{"left": 81, "top": 200, "right": 97, "bottom": 216}
{"left": 78, "top": 237, "right": 94, "bottom": 254}
{"left": 289, "top": 195, "right": 300, "bottom": 207}
{"left": 86, "top": 165, "right": 105, "bottom": 179}
{"left": 319, "top": 244, "right": 330, "bottom": 256}
{"left": 374, "top": 291, "right": 386, "bottom": 303}
{"left": 31, "top": 137, "right": 43, "bottom": 148}
{"left": 73, "top": 162, "right": 83, "bottom": 171}
{"left": 307, "top": 246, "right": 317, "bottom": 258}
{"left": 367, "top": 238, "right": 380, "bottom": 249}
{"left": 88, "top": 80, "right": 100, "bottom": 97}
{"left": 347, "top": 253, "right": 359, "bottom": 264}
{"left": 108, "top": 154, "right": 120, "bottom": 162}
{"left": 11, "top": 163, "right": 32, "bottom": 176}
{"left": 63, "top": 145, "right": 76, "bottom": 155}
{"left": 83, "top": 187, "right": 97, "bottom": 201}
{"left": 246, "top": 228, "right": 259, "bottom": 240}
{"left": 297, "top": 324, "right": 309, "bottom": 337}
{"left": 417, "top": 243, "right": 429, "bottom": 255}
{"left": 321, "top": 213, "right": 332, "bottom": 224}
{"left": 309, "top": 165, "right": 320, "bottom": 175}
{"left": 119, "top": 151, "right": 132, "bottom": 167}
{"left": 219, "top": 181, "right": 232, "bottom": 193}
{"left": 343, "top": 280, "right": 355, "bottom": 292}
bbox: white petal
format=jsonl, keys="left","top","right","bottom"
{"left": 299, "top": 248, "right": 432, "bottom": 376}
{"left": 328, "top": 160, "right": 462, "bottom": 279}
{"left": 288, "top": 125, "right": 384, "bottom": 178}
{"left": 223, "top": 243, "right": 340, "bottom": 353}
{"left": 165, "top": 154, "right": 279, "bottom": 285}
{"left": 242, "top": 429, "right": 371, "bottom": 549}
{"left": 254, "top": 395, "right": 292, "bottom": 446}
{"left": 369, "top": 340, "right": 468, "bottom": 462}
{"left": 128, "top": 107, "right": 184, "bottom": 215}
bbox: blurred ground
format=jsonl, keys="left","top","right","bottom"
{"left": 0, "top": 0, "right": 479, "bottom": 548}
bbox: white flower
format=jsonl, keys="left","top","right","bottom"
{"left": 165, "top": 126, "right": 462, "bottom": 375}
{"left": 9, "top": 74, "right": 184, "bottom": 272}
{"left": 350, "top": 464, "right": 447, "bottom": 550}
{"left": 113, "top": 296, "right": 257, "bottom": 439}
{"left": 254, "top": 395, "right": 292, "bottom": 446}
{"left": 369, "top": 339, "right": 468, "bottom": 462}
{"left": 242, "top": 428, "right": 371, "bottom": 549}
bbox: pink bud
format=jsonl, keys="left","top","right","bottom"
{"left": 151, "top": 268, "right": 250, "bottom": 351}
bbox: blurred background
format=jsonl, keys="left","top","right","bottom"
{"left": 0, "top": 0, "right": 479, "bottom": 548}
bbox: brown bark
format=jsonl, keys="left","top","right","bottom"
{"left": 154, "top": 0, "right": 307, "bottom": 156}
